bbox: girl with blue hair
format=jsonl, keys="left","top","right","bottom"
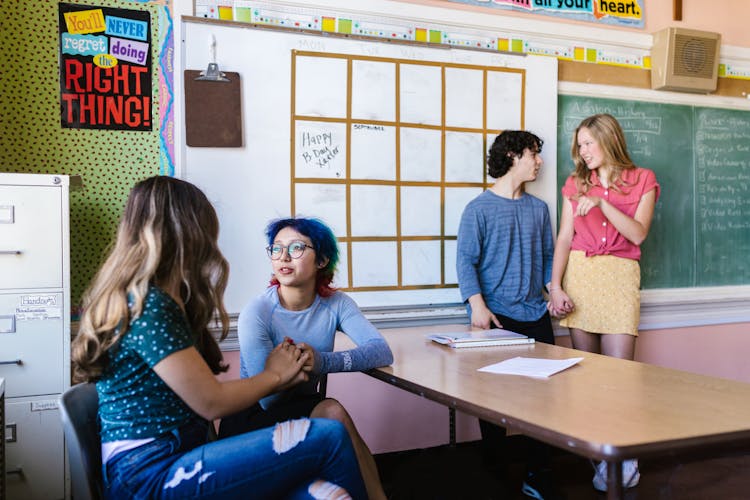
{"left": 220, "top": 216, "right": 393, "bottom": 500}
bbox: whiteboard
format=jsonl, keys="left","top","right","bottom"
{"left": 180, "top": 19, "right": 558, "bottom": 314}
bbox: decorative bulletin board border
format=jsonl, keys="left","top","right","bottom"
{"left": 445, "top": 0, "right": 645, "bottom": 29}
{"left": 153, "top": 0, "right": 176, "bottom": 176}
{"left": 192, "top": 0, "right": 750, "bottom": 80}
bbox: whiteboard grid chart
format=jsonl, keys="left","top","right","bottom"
{"left": 291, "top": 50, "right": 525, "bottom": 292}
{"left": 182, "top": 19, "right": 557, "bottom": 312}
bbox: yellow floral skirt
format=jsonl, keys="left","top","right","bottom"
{"left": 559, "top": 250, "right": 641, "bottom": 336}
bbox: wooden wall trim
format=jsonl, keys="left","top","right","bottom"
{"left": 559, "top": 60, "right": 750, "bottom": 98}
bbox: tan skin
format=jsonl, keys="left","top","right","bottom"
{"left": 468, "top": 148, "right": 544, "bottom": 330}
{"left": 270, "top": 227, "right": 387, "bottom": 500}
{"left": 549, "top": 127, "right": 657, "bottom": 360}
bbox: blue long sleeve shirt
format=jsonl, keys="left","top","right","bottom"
{"left": 456, "top": 190, "right": 553, "bottom": 322}
{"left": 238, "top": 286, "right": 394, "bottom": 409}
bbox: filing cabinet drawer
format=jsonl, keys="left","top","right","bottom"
{"left": 0, "top": 185, "right": 63, "bottom": 289}
{"left": 5, "top": 396, "right": 65, "bottom": 500}
{"left": 0, "top": 293, "right": 64, "bottom": 398}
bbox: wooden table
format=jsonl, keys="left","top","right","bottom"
{"left": 366, "top": 325, "right": 750, "bottom": 499}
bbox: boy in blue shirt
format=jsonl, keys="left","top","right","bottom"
{"left": 457, "top": 130, "right": 563, "bottom": 500}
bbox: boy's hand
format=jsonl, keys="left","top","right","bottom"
{"left": 471, "top": 303, "right": 503, "bottom": 330}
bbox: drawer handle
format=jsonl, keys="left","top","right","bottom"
{"left": 0, "top": 359, "right": 22, "bottom": 365}
{"left": 6, "top": 423, "right": 17, "bottom": 442}
{"left": 0, "top": 250, "right": 22, "bottom": 255}
{"left": 6, "top": 467, "right": 24, "bottom": 476}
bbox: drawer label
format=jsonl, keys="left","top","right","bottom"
{"left": 15, "top": 306, "right": 63, "bottom": 321}
{"left": 31, "top": 399, "right": 59, "bottom": 411}
{"left": 20, "top": 295, "right": 59, "bottom": 306}
{"left": 15, "top": 295, "right": 62, "bottom": 321}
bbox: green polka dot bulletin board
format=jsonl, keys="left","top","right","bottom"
{"left": 0, "top": 1, "right": 172, "bottom": 312}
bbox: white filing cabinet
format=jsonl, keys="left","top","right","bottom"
{"left": 0, "top": 173, "right": 70, "bottom": 500}
{"left": 1, "top": 377, "right": 5, "bottom": 500}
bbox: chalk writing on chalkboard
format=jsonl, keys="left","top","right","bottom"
{"left": 694, "top": 108, "right": 750, "bottom": 281}
{"left": 558, "top": 95, "right": 750, "bottom": 289}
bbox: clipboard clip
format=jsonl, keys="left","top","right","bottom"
{"left": 196, "top": 62, "right": 229, "bottom": 82}
{"left": 196, "top": 34, "right": 230, "bottom": 82}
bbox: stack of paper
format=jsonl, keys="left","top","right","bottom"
{"left": 426, "top": 329, "right": 535, "bottom": 349}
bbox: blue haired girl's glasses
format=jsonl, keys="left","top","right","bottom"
{"left": 266, "top": 241, "right": 314, "bottom": 260}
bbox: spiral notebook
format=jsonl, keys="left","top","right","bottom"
{"left": 426, "top": 329, "right": 535, "bottom": 349}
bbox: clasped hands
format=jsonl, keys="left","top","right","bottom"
{"left": 264, "top": 337, "right": 319, "bottom": 391}
{"left": 547, "top": 288, "right": 574, "bottom": 318}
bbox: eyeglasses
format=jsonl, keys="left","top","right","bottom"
{"left": 266, "top": 241, "right": 314, "bottom": 260}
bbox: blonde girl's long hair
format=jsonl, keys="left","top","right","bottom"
{"left": 71, "top": 176, "right": 230, "bottom": 382}
{"left": 570, "top": 113, "right": 637, "bottom": 194}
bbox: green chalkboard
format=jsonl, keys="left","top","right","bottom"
{"left": 557, "top": 95, "right": 750, "bottom": 289}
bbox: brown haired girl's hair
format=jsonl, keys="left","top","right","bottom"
{"left": 570, "top": 113, "right": 637, "bottom": 194}
{"left": 71, "top": 176, "right": 230, "bottom": 382}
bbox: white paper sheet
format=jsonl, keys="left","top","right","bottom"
{"left": 478, "top": 356, "right": 584, "bottom": 378}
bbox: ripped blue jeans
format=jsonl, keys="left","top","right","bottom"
{"left": 103, "top": 418, "right": 366, "bottom": 499}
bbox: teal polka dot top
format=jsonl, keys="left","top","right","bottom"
{"left": 96, "top": 286, "right": 196, "bottom": 442}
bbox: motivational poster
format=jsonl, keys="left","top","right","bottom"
{"left": 59, "top": 3, "right": 152, "bottom": 130}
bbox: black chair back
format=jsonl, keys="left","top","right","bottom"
{"left": 59, "top": 383, "right": 103, "bottom": 500}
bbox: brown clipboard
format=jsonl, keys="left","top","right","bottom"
{"left": 184, "top": 70, "right": 242, "bottom": 147}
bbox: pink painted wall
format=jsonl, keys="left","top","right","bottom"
{"left": 643, "top": 0, "right": 749, "bottom": 46}
{"left": 409, "top": 0, "right": 750, "bottom": 47}
{"left": 220, "top": 322, "right": 750, "bottom": 454}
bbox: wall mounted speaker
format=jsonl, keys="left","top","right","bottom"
{"left": 651, "top": 27, "right": 721, "bottom": 93}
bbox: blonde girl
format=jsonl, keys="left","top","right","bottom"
{"left": 549, "top": 114, "right": 660, "bottom": 492}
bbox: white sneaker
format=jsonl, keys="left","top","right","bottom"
{"left": 592, "top": 459, "right": 640, "bottom": 492}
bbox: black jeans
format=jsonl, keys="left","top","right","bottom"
{"left": 480, "top": 312, "right": 555, "bottom": 475}
{"left": 218, "top": 393, "right": 324, "bottom": 439}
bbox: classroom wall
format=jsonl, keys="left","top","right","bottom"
{"left": 4, "top": 0, "right": 748, "bottom": 454}
{"left": 0, "top": 0, "right": 173, "bottom": 309}
{"left": 413, "top": 0, "right": 749, "bottom": 47}
{"left": 0, "top": 2, "right": 742, "bottom": 295}
{"left": 5, "top": 0, "right": 744, "bottom": 306}
{"left": 209, "top": 0, "right": 750, "bottom": 454}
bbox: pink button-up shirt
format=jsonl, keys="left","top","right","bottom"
{"left": 562, "top": 167, "right": 660, "bottom": 261}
